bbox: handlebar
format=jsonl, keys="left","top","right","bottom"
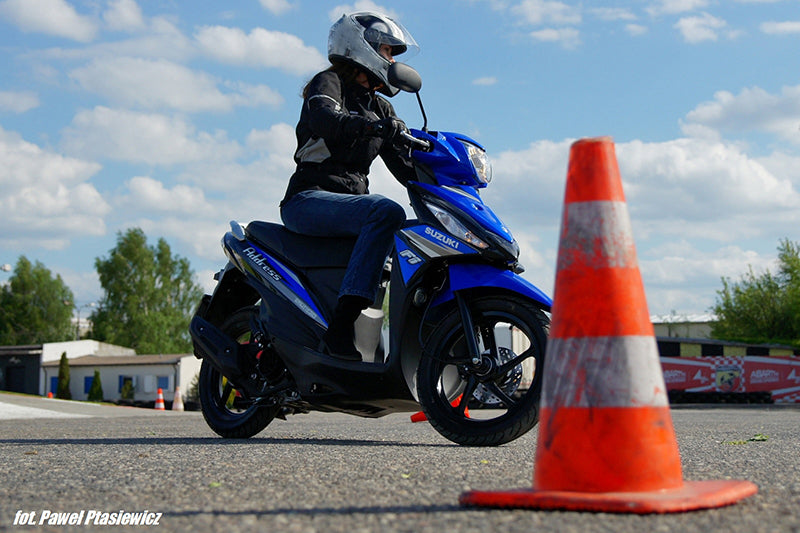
{"left": 399, "top": 130, "right": 433, "bottom": 152}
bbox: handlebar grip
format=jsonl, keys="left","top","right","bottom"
{"left": 400, "top": 130, "right": 433, "bottom": 152}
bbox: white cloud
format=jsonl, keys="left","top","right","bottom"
{"left": 245, "top": 123, "right": 297, "bottom": 177}
{"left": 121, "top": 176, "right": 213, "bottom": 214}
{"left": 617, "top": 138, "right": 800, "bottom": 232}
{"left": 0, "top": 126, "right": 108, "bottom": 247}
{"left": 674, "top": 12, "right": 727, "bottom": 43}
{"left": 682, "top": 84, "right": 800, "bottom": 145}
{"left": 626, "top": 24, "right": 649, "bottom": 36}
{"left": 132, "top": 216, "right": 231, "bottom": 266}
{"left": 224, "top": 81, "right": 284, "bottom": 109}
{"left": 60, "top": 106, "right": 242, "bottom": 165}
{"left": 98, "top": 17, "right": 194, "bottom": 61}
{"left": 69, "top": 57, "right": 283, "bottom": 112}
{"left": 0, "top": 0, "right": 97, "bottom": 42}
{"left": 760, "top": 21, "right": 800, "bottom": 35}
{"left": 512, "top": 0, "right": 582, "bottom": 26}
{"left": 259, "top": 0, "right": 293, "bottom": 15}
{"left": 328, "top": 2, "right": 398, "bottom": 22}
{"left": 472, "top": 76, "right": 498, "bottom": 86}
{"left": 529, "top": 27, "right": 581, "bottom": 48}
{"left": 647, "top": 0, "right": 709, "bottom": 16}
{"left": 103, "top": 0, "right": 145, "bottom": 32}
{"left": 756, "top": 151, "right": 800, "bottom": 185}
{"left": 591, "top": 8, "right": 636, "bottom": 22}
{"left": 34, "top": 16, "right": 194, "bottom": 64}
{"left": 481, "top": 134, "right": 800, "bottom": 314}
{"left": 487, "top": 136, "right": 799, "bottom": 248}
{"left": 194, "top": 26, "right": 327, "bottom": 75}
{"left": 168, "top": 123, "right": 295, "bottom": 196}
{"left": 0, "top": 91, "right": 40, "bottom": 113}
{"left": 484, "top": 139, "right": 572, "bottom": 229}
{"left": 639, "top": 242, "right": 775, "bottom": 313}
{"left": 246, "top": 123, "right": 296, "bottom": 155}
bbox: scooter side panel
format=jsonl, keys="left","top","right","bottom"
{"left": 432, "top": 263, "right": 553, "bottom": 310}
{"left": 223, "top": 233, "right": 328, "bottom": 327}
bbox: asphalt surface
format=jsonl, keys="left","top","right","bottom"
{"left": 0, "top": 392, "right": 798, "bottom": 533}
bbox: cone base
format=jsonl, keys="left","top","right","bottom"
{"left": 460, "top": 479, "right": 758, "bottom": 514}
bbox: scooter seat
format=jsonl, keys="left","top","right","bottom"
{"left": 245, "top": 221, "right": 355, "bottom": 268}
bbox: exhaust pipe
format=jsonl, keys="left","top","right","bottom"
{"left": 190, "top": 316, "right": 245, "bottom": 382}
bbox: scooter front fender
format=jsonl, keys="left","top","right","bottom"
{"left": 431, "top": 263, "right": 552, "bottom": 311}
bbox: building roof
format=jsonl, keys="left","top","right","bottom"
{"left": 651, "top": 313, "right": 717, "bottom": 324}
{"left": 0, "top": 345, "right": 43, "bottom": 357}
{"left": 0, "top": 340, "right": 136, "bottom": 361}
{"left": 42, "top": 354, "right": 193, "bottom": 367}
{"left": 656, "top": 336, "right": 796, "bottom": 351}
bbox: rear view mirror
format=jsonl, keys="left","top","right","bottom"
{"left": 388, "top": 62, "right": 422, "bottom": 93}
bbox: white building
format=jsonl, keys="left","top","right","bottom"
{"left": 651, "top": 313, "right": 717, "bottom": 339}
{"left": 0, "top": 340, "right": 134, "bottom": 396}
{"left": 41, "top": 353, "right": 201, "bottom": 404}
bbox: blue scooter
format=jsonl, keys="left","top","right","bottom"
{"left": 189, "top": 62, "right": 552, "bottom": 446}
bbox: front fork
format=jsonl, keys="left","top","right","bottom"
{"left": 455, "top": 291, "right": 482, "bottom": 366}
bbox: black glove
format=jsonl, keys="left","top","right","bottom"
{"left": 364, "top": 117, "right": 408, "bottom": 142}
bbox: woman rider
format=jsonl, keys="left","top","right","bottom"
{"left": 279, "top": 12, "right": 420, "bottom": 360}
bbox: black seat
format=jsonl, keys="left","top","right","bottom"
{"left": 245, "top": 221, "right": 355, "bottom": 269}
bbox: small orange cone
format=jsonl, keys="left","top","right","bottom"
{"left": 172, "top": 386, "right": 184, "bottom": 411}
{"left": 411, "top": 395, "right": 469, "bottom": 423}
{"left": 460, "top": 137, "right": 758, "bottom": 513}
{"left": 410, "top": 410, "right": 427, "bottom": 423}
{"left": 46, "top": 392, "right": 53, "bottom": 398}
{"left": 154, "top": 388, "right": 165, "bottom": 410}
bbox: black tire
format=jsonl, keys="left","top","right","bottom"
{"left": 199, "top": 307, "right": 279, "bottom": 438}
{"left": 417, "top": 295, "right": 549, "bottom": 446}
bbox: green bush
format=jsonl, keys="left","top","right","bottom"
{"left": 120, "top": 379, "right": 134, "bottom": 400}
{"left": 186, "top": 372, "right": 199, "bottom": 402}
{"left": 87, "top": 370, "right": 103, "bottom": 402}
{"left": 56, "top": 352, "right": 71, "bottom": 400}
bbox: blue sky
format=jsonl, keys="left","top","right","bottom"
{"left": 1, "top": 0, "right": 799, "bottom": 320}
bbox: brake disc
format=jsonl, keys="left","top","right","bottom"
{"left": 471, "top": 347, "right": 523, "bottom": 405}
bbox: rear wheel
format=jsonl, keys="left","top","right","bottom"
{"left": 417, "top": 295, "right": 549, "bottom": 446}
{"left": 198, "top": 307, "right": 279, "bottom": 438}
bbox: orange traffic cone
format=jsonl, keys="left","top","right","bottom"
{"left": 410, "top": 395, "right": 469, "bottom": 423}
{"left": 154, "top": 388, "right": 165, "bottom": 410}
{"left": 46, "top": 392, "right": 53, "bottom": 398}
{"left": 460, "top": 137, "right": 757, "bottom": 513}
{"left": 172, "top": 386, "right": 184, "bottom": 411}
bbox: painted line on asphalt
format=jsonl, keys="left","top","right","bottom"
{"left": 0, "top": 399, "right": 91, "bottom": 420}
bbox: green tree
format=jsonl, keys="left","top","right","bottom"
{"left": 56, "top": 352, "right": 71, "bottom": 400}
{"left": 186, "top": 372, "right": 200, "bottom": 403}
{"left": 712, "top": 239, "right": 800, "bottom": 346}
{"left": 87, "top": 369, "right": 104, "bottom": 402}
{"left": 0, "top": 256, "right": 75, "bottom": 345}
{"left": 91, "top": 228, "right": 203, "bottom": 354}
{"left": 120, "top": 379, "right": 134, "bottom": 401}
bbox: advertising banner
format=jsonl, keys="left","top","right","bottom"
{"left": 661, "top": 356, "right": 800, "bottom": 403}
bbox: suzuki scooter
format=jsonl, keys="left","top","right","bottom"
{"left": 189, "top": 62, "right": 552, "bottom": 446}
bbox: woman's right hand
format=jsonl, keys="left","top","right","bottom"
{"left": 364, "top": 117, "right": 408, "bottom": 141}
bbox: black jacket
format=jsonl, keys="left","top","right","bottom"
{"left": 280, "top": 69, "right": 415, "bottom": 206}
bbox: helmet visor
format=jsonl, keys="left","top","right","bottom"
{"left": 358, "top": 14, "right": 419, "bottom": 58}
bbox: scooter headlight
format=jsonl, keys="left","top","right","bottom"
{"left": 461, "top": 141, "right": 492, "bottom": 184}
{"left": 425, "top": 202, "right": 489, "bottom": 250}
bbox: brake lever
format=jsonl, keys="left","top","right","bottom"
{"left": 399, "top": 130, "right": 433, "bottom": 152}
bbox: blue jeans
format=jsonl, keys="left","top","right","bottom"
{"left": 280, "top": 190, "right": 406, "bottom": 302}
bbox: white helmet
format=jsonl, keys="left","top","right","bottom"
{"left": 328, "top": 11, "right": 419, "bottom": 96}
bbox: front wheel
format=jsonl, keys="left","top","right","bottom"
{"left": 198, "top": 307, "right": 280, "bottom": 438}
{"left": 417, "top": 295, "right": 549, "bottom": 446}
